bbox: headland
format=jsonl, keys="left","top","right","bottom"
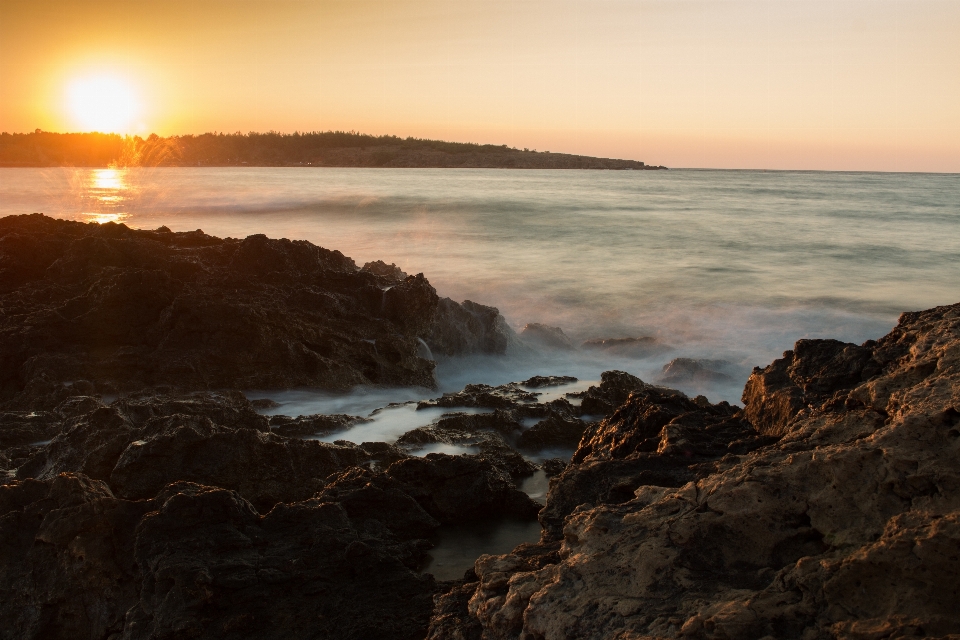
{"left": 0, "top": 131, "right": 665, "bottom": 169}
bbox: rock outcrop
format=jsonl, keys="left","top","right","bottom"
{"left": 424, "top": 298, "right": 519, "bottom": 356}
{"left": 437, "top": 303, "right": 960, "bottom": 639}
{"left": 658, "top": 357, "right": 733, "bottom": 385}
{"left": 519, "top": 323, "right": 574, "bottom": 350}
{"left": 0, "top": 214, "right": 441, "bottom": 405}
{"left": 0, "top": 215, "right": 524, "bottom": 409}
{"left": 0, "top": 472, "right": 440, "bottom": 640}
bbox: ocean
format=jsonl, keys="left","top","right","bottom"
{"left": 2, "top": 167, "right": 958, "bottom": 408}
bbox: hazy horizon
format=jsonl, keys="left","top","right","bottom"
{"left": 2, "top": 0, "right": 959, "bottom": 173}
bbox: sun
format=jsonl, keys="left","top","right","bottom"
{"left": 67, "top": 74, "right": 139, "bottom": 133}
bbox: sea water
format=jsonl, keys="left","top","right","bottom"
{"left": 3, "top": 167, "right": 957, "bottom": 404}
{"left": 4, "top": 166, "right": 957, "bottom": 575}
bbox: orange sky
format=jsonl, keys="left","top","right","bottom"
{"left": 1, "top": 0, "right": 958, "bottom": 171}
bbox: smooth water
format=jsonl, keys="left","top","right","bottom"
{"left": 2, "top": 167, "right": 958, "bottom": 405}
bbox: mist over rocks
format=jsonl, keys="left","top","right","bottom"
{"left": 580, "top": 335, "right": 672, "bottom": 358}
{"left": 519, "top": 323, "right": 574, "bottom": 351}
{"left": 433, "top": 302, "right": 960, "bottom": 640}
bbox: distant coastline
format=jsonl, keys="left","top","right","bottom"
{"left": 0, "top": 130, "right": 666, "bottom": 170}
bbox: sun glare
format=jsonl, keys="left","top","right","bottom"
{"left": 67, "top": 74, "right": 139, "bottom": 133}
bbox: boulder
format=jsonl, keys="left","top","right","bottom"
{"left": 657, "top": 357, "right": 733, "bottom": 385}
{"left": 386, "top": 454, "right": 541, "bottom": 524}
{"left": 424, "top": 298, "right": 519, "bottom": 356}
{"left": 519, "top": 323, "right": 574, "bottom": 350}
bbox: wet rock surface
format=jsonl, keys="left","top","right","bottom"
{"left": 438, "top": 302, "right": 960, "bottom": 640}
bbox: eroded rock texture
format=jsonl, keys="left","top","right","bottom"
{"left": 0, "top": 214, "right": 518, "bottom": 408}
{"left": 0, "top": 390, "right": 554, "bottom": 639}
{"left": 0, "top": 214, "right": 440, "bottom": 404}
{"left": 438, "top": 303, "right": 960, "bottom": 640}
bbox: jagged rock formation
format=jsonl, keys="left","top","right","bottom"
{"left": 436, "top": 303, "right": 960, "bottom": 640}
{"left": 425, "top": 298, "right": 520, "bottom": 357}
{"left": 0, "top": 391, "right": 546, "bottom": 640}
{"left": 0, "top": 214, "right": 438, "bottom": 404}
{"left": 658, "top": 357, "right": 733, "bottom": 385}
{"left": 0, "top": 214, "right": 520, "bottom": 410}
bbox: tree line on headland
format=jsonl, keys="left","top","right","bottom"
{"left": 0, "top": 130, "right": 664, "bottom": 169}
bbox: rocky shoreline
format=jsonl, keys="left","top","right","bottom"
{"left": 2, "top": 215, "right": 958, "bottom": 639}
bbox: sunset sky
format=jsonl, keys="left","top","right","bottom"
{"left": 1, "top": 0, "right": 958, "bottom": 171}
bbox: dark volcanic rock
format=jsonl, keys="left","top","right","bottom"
{"left": 396, "top": 412, "right": 537, "bottom": 478}
{"left": 386, "top": 454, "right": 541, "bottom": 524}
{"left": 314, "top": 467, "right": 440, "bottom": 542}
{"left": 361, "top": 260, "right": 408, "bottom": 283}
{"left": 267, "top": 412, "right": 368, "bottom": 438}
{"left": 519, "top": 323, "right": 574, "bottom": 350}
{"left": 1, "top": 474, "right": 441, "bottom": 640}
{"left": 578, "top": 369, "right": 652, "bottom": 415}
{"left": 517, "top": 414, "right": 590, "bottom": 451}
{"left": 0, "top": 214, "right": 440, "bottom": 407}
{"left": 419, "top": 383, "right": 541, "bottom": 411}
{"left": 16, "top": 392, "right": 363, "bottom": 513}
{"left": 0, "top": 409, "right": 62, "bottom": 449}
{"left": 424, "top": 297, "right": 519, "bottom": 356}
{"left": 519, "top": 375, "right": 578, "bottom": 388}
{"left": 426, "top": 580, "right": 483, "bottom": 640}
{"left": 108, "top": 417, "right": 361, "bottom": 511}
{"left": 126, "top": 484, "right": 438, "bottom": 640}
{"left": 0, "top": 473, "right": 151, "bottom": 640}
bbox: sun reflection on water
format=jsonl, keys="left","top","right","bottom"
{"left": 82, "top": 169, "right": 129, "bottom": 224}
